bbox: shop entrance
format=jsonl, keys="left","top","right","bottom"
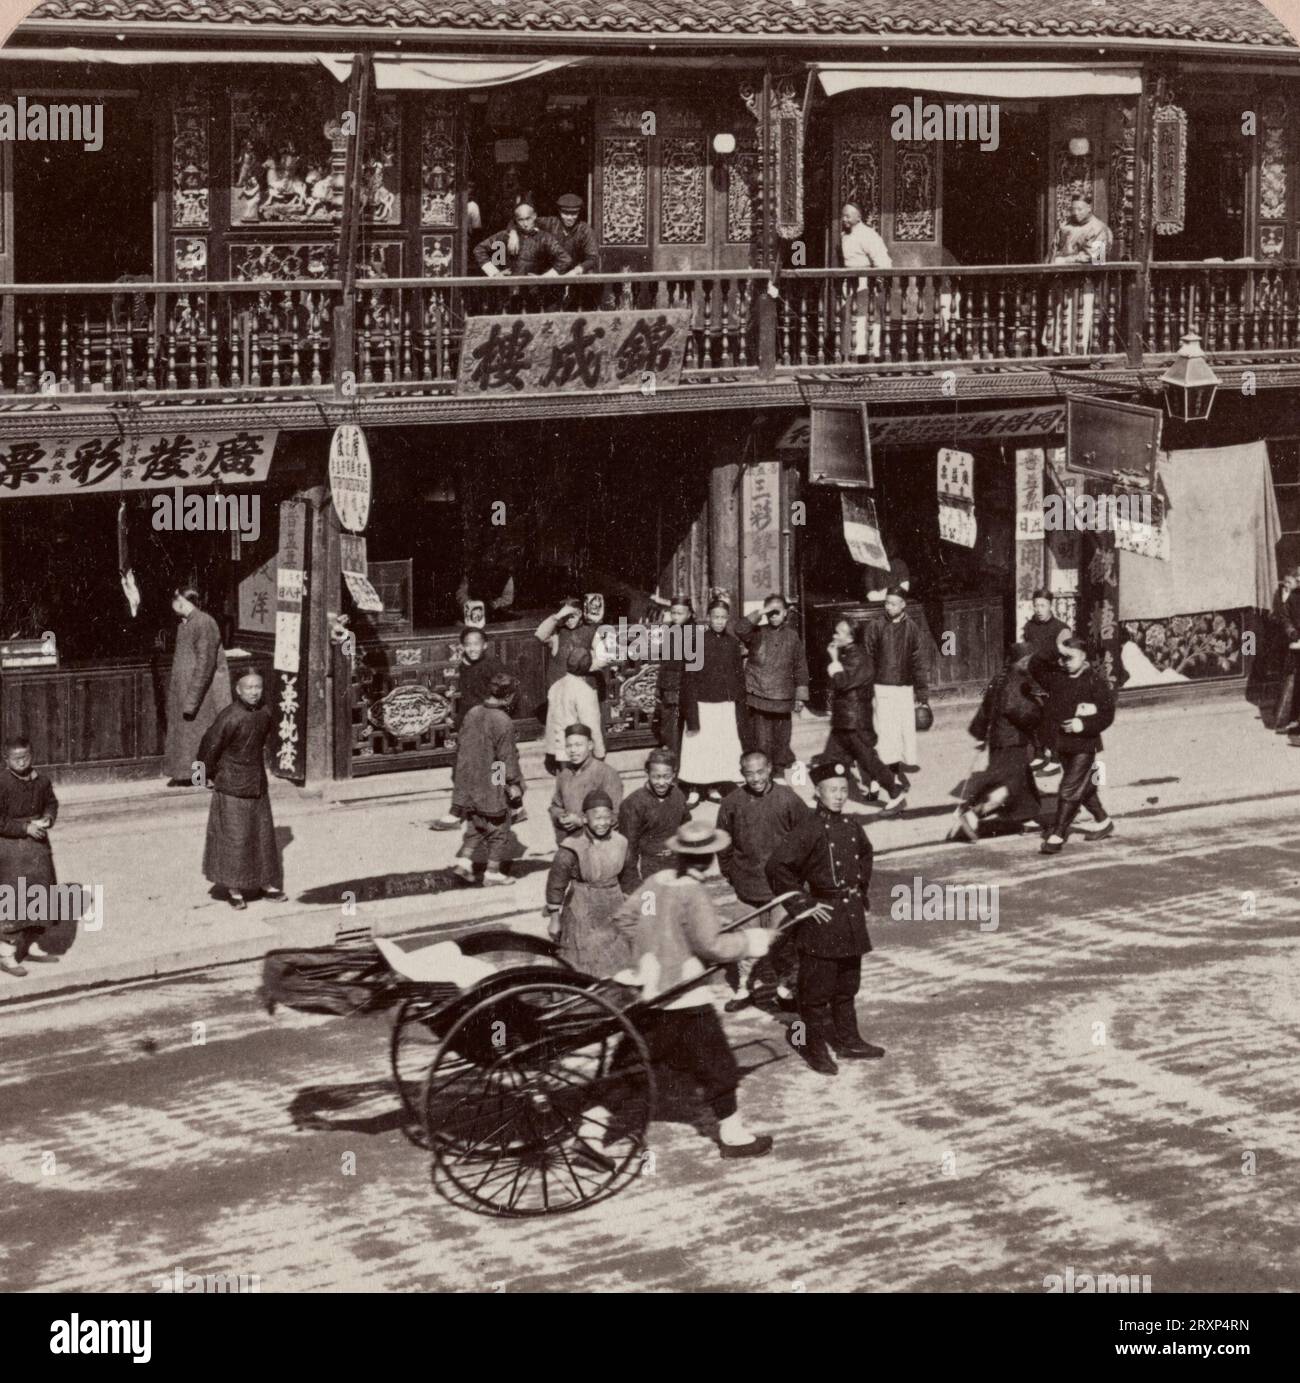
{"left": 942, "top": 111, "right": 1046, "bottom": 266}
{"left": 13, "top": 95, "right": 155, "bottom": 283}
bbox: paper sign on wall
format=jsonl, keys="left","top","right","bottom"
{"left": 841, "top": 493, "right": 888, "bottom": 567}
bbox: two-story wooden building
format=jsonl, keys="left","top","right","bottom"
{"left": 1, "top": 0, "right": 1298, "bottom": 783}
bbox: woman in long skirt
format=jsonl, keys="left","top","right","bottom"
{"left": 679, "top": 599, "right": 746, "bottom": 806}
{"left": 543, "top": 790, "right": 630, "bottom": 977}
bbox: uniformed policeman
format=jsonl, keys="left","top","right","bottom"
{"left": 765, "top": 758, "right": 883, "bottom": 1074}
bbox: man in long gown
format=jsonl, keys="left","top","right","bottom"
{"left": 163, "top": 587, "right": 230, "bottom": 786}
{"left": 196, "top": 672, "right": 284, "bottom": 909}
{"left": 0, "top": 737, "right": 62, "bottom": 977}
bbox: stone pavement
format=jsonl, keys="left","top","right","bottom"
{"left": 1, "top": 691, "right": 1293, "bottom": 1004}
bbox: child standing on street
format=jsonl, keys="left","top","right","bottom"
{"left": 449, "top": 673, "right": 524, "bottom": 887}
{"left": 544, "top": 789, "right": 630, "bottom": 976}
{"left": 0, "top": 737, "right": 61, "bottom": 978}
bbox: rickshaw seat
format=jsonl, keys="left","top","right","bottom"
{"left": 375, "top": 936, "right": 495, "bottom": 989}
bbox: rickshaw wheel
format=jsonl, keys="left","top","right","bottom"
{"left": 422, "top": 980, "right": 654, "bottom": 1218}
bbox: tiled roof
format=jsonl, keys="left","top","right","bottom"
{"left": 18, "top": 1, "right": 1300, "bottom": 49}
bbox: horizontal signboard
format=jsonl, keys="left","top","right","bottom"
{"left": 0, "top": 429, "right": 278, "bottom": 499}
{"left": 456, "top": 310, "right": 689, "bottom": 397}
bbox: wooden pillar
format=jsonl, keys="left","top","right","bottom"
{"left": 1013, "top": 445, "right": 1047, "bottom": 638}
{"left": 303, "top": 476, "right": 342, "bottom": 785}
{"left": 333, "top": 53, "right": 372, "bottom": 396}
{"left": 1129, "top": 64, "right": 1155, "bottom": 366}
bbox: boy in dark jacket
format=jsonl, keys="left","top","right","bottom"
{"left": 954, "top": 643, "right": 1044, "bottom": 841}
{"left": 450, "top": 673, "right": 524, "bottom": 886}
{"left": 0, "top": 736, "right": 61, "bottom": 976}
{"left": 823, "top": 616, "right": 906, "bottom": 811}
{"left": 735, "top": 594, "right": 809, "bottom": 782}
{"left": 1030, "top": 637, "right": 1116, "bottom": 854}
{"left": 1021, "top": 590, "right": 1070, "bottom": 774}
{"left": 618, "top": 748, "right": 691, "bottom": 891}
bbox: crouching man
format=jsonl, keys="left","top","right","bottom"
{"left": 577, "top": 820, "right": 774, "bottom": 1165}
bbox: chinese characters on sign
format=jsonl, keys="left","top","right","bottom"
{"left": 329, "top": 425, "right": 372, "bottom": 534}
{"left": 0, "top": 430, "right": 278, "bottom": 499}
{"left": 841, "top": 493, "right": 888, "bottom": 568}
{"left": 741, "top": 461, "right": 782, "bottom": 612}
{"left": 937, "top": 447, "right": 976, "bottom": 549}
{"left": 340, "top": 532, "right": 385, "bottom": 613}
{"left": 272, "top": 498, "right": 309, "bottom": 782}
{"left": 456, "top": 310, "right": 689, "bottom": 397}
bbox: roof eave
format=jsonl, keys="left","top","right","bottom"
{"left": 11, "top": 18, "right": 1300, "bottom": 61}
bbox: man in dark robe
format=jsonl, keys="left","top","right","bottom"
{"left": 449, "top": 673, "right": 523, "bottom": 887}
{"left": 196, "top": 672, "right": 284, "bottom": 909}
{"left": 0, "top": 736, "right": 61, "bottom": 977}
{"left": 432, "top": 626, "right": 509, "bottom": 831}
{"left": 163, "top": 587, "right": 230, "bottom": 787}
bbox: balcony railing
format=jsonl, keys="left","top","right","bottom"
{"left": 350, "top": 270, "right": 771, "bottom": 394}
{"left": 1, "top": 261, "right": 1299, "bottom": 405}
{"left": 774, "top": 264, "right": 1136, "bottom": 369}
{"left": 1, "top": 280, "right": 344, "bottom": 399}
{"left": 1146, "top": 262, "right": 1300, "bottom": 356}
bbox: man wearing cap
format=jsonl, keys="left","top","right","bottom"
{"left": 539, "top": 194, "right": 601, "bottom": 276}
{"left": 862, "top": 587, "right": 930, "bottom": 793}
{"left": 766, "top": 758, "right": 881, "bottom": 1075}
{"left": 618, "top": 748, "right": 691, "bottom": 891}
{"left": 734, "top": 594, "right": 810, "bottom": 784}
{"left": 576, "top": 818, "right": 774, "bottom": 1163}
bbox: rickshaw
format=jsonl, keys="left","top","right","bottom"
{"left": 262, "top": 893, "right": 807, "bottom": 1218}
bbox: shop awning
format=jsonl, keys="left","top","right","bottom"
{"left": 311, "top": 54, "right": 585, "bottom": 89}
{"left": 0, "top": 48, "right": 354, "bottom": 78}
{"left": 814, "top": 63, "right": 1143, "bottom": 100}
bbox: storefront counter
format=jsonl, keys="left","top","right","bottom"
{"left": 806, "top": 596, "right": 1004, "bottom": 713}
{"left": 348, "top": 617, "right": 658, "bottom": 777}
{"left": 1, "top": 645, "right": 272, "bottom": 785}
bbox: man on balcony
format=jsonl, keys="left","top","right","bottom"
{"left": 474, "top": 203, "right": 572, "bottom": 280}
{"left": 539, "top": 194, "right": 600, "bottom": 276}
{"left": 840, "top": 202, "right": 891, "bottom": 360}
{"left": 1045, "top": 194, "right": 1113, "bottom": 354}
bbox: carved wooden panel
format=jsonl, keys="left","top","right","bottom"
{"left": 1107, "top": 106, "right": 1137, "bottom": 261}
{"left": 420, "top": 100, "right": 457, "bottom": 229}
{"left": 422, "top": 234, "right": 453, "bottom": 277}
{"left": 727, "top": 137, "right": 761, "bottom": 245}
{"left": 229, "top": 241, "right": 402, "bottom": 281}
{"left": 659, "top": 136, "right": 707, "bottom": 244}
{"left": 173, "top": 237, "right": 207, "bottom": 281}
{"left": 1258, "top": 94, "right": 1288, "bottom": 259}
{"left": 1053, "top": 103, "right": 1095, "bottom": 227}
{"left": 840, "top": 130, "right": 882, "bottom": 230}
{"left": 893, "top": 142, "right": 936, "bottom": 242}
{"left": 172, "top": 88, "right": 209, "bottom": 229}
{"left": 601, "top": 136, "right": 648, "bottom": 246}
{"left": 230, "top": 85, "right": 399, "bottom": 226}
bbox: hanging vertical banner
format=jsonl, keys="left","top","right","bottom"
{"left": 1015, "top": 447, "right": 1047, "bottom": 637}
{"left": 938, "top": 501, "right": 977, "bottom": 548}
{"left": 841, "top": 492, "right": 888, "bottom": 567}
{"left": 271, "top": 498, "right": 309, "bottom": 783}
{"left": 740, "top": 460, "right": 783, "bottom": 611}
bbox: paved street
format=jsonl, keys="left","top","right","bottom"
{"left": 3, "top": 791, "right": 1296, "bottom": 1293}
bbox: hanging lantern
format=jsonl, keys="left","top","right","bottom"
{"left": 1160, "top": 332, "right": 1220, "bottom": 423}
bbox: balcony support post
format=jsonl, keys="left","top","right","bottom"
{"left": 333, "top": 52, "right": 372, "bottom": 397}
{"left": 1129, "top": 65, "right": 1156, "bottom": 367}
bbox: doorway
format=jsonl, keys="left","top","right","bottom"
{"left": 13, "top": 95, "right": 155, "bottom": 283}
{"left": 942, "top": 110, "right": 1046, "bottom": 266}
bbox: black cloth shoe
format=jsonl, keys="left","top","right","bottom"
{"left": 723, "top": 993, "right": 753, "bottom": 1013}
{"left": 719, "top": 1134, "right": 774, "bottom": 1160}
{"left": 831, "top": 999, "right": 886, "bottom": 1059}
{"left": 786, "top": 1017, "right": 838, "bottom": 1076}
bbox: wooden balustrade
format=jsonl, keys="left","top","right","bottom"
{"left": 1, "top": 280, "right": 343, "bottom": 398}
{"left": 348, "top": 270, "right": 770, "bottom": 392}
{"left": 3, "top": 262, "right": 1300, "bottom": 403}
{"left": 1146, "top": 263, "right": 1300, "bottom": 356}
{"left": 775, "top": 264, "right": 1137, "bottom": 369}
